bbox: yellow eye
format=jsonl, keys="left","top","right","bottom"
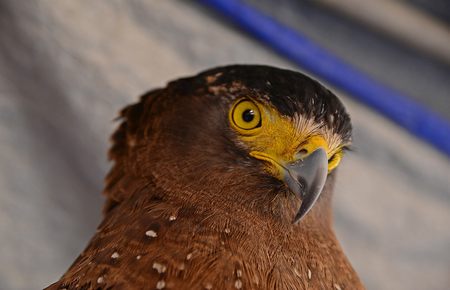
{"left": 230, "top": 100, "right": 262, "bottom": 131}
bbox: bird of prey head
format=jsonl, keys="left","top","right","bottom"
{"left": 106, "top": 64, "right": 351, "bottom": 223}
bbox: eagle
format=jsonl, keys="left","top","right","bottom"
{"left": 46, "top": 65, "right": 364, "bottom": 289}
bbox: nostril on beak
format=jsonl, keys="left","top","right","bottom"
{"left": 295, "top": 148, "right": 308, "bottom": 160}
{"left": 298, "top": 149, "right": 308, "bottom": 155}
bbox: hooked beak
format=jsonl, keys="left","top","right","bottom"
{"left": 250, "top": 147, "right": 329, "bottom": 223}
{"left": 284, "top": 148, "right": 328, "bottom": 223}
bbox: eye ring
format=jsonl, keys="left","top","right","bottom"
{"left": 327, "top": 151, "right": 343, "bottom": 172}
{"left": 230, "top": 99, "right": 262, "bottom": 132}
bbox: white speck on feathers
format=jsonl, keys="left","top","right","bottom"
{"left": 308, "top": 269, "right": 312, "bottom": 280}
{"left": 186, "top": 253, "right": 193, "bottom": 260}
{"left": 97, "top": 276, "right": 104, "bottom": 284}
{"left": 235, "top": 279, "right": 242, "bottom": 289}
{"left": 293, "top": 268, "right": 301, "bottom": 278}
{"left": 334, "top": 283, "right": 342, "bottom": 290}
{"left": 236, "top": 270, "right": 242, "bottom": 278}
{"left": 169, "top": 215, "right": 177, "bottom": 221}
{"left": 153, "top": 262, "right": 167, "bottom": 273}
{"left": 136, "top": 255, "right": 142, "bottom": 260}
{"left": 156, "top": 280, "right": 166, "bottom": 289}
{"left": 111, "top": 252, "right": 119, "bottom": 259}
{"left": 146, "top": 230, "right": 157, "bottom": 238}
{"left": 204, "top": 282, "right": 213, "bottom": 289}
{"left": 224, "top": 228, "right": 231, "bottom": 234}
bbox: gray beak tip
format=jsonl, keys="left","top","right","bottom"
{"left": 284, "top": 148, "right": 329, "bottom": 223}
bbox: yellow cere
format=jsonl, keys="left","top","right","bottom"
{"left": 228, "top": 98, "right": 344, "bottom": 178}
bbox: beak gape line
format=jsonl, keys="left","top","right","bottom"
{"left": 283, "top": 148, "right": 329, "bottom": 223}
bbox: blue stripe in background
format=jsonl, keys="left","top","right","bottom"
{"left": 200, "top": 0, "right": 450, "bottom": 157}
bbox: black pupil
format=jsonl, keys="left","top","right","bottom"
{"left": 242, "top": 109, "right": 255, "bottom": 122}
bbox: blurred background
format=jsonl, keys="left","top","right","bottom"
{"left": 0, "top": 0, "right": 449, "bottom": 289}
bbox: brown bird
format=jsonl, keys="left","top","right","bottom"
{"left": 46, "top": 65, "right": 364, "bottom": 290}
